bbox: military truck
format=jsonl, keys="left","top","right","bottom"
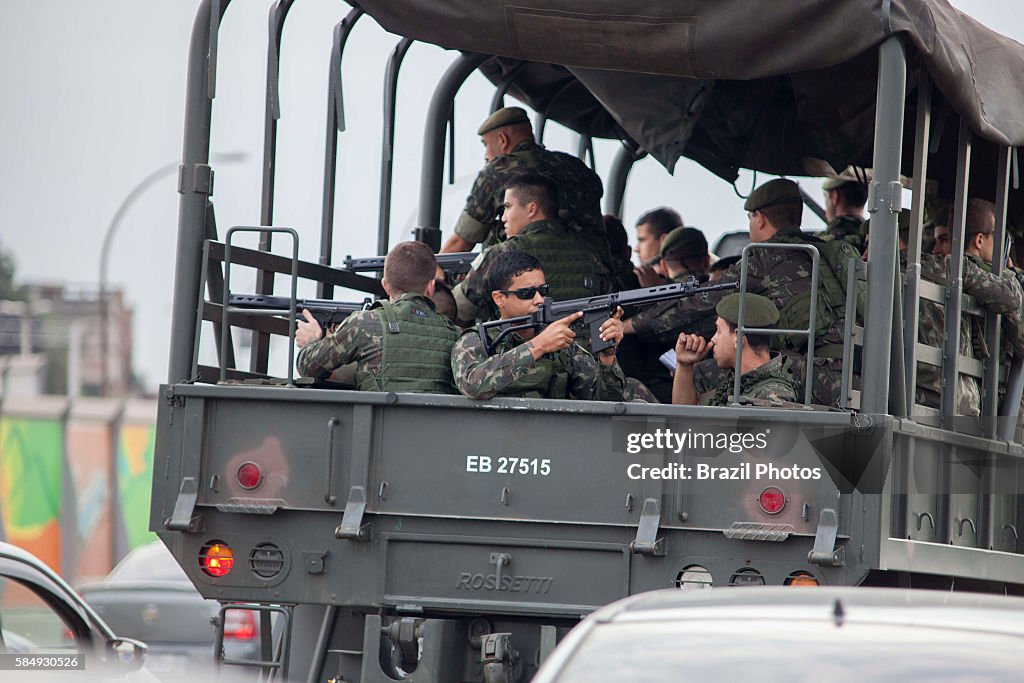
{"left": 152, "top": 1, "right": 1024, "bottom": 681}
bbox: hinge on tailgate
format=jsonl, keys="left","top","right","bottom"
{"left": 629, "top": 498, "right": 666, "bottom": 556}
{"left": 335, "top": 486, "right": 372, "bottom": 541}
{"left": 165, "top": 477, "right": 205, "bottom": 533}
{"left": 807, "top": 508, "right": 844, "bottom": 566}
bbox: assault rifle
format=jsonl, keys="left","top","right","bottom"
{"left": 343, "top": 251, "right": 479, "bottom": 284}
{"left": 476, "top": 277, "right": 739, "bottom": 355}
{"left": 228, "top": 294, "right": 374, "bottom": 328}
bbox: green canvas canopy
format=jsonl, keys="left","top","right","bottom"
{"left": 359, "top": 0, "right": 1024, "bottom": 212}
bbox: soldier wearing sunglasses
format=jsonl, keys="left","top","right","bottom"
{"left": 451, "top": 251, "right": 628, "bottom": 401}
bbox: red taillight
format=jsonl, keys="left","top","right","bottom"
{"left": 200, "top": 541, "right": 234, "bottom": 577}
{"left": 223, "top": 609, "right": 257, "bottom": 640}
{"left": 758, "top": 486, "right": 786, "bottom": 514}
{"left": 237, "top": 462, "right": 263, "bottom": 490}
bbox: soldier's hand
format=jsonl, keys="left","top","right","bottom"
{"left": 529, "top": 311, "right": 582, "bottom": 358}
{"left": 295, "top": 309, "right": 324, "bottom": 349}
{"left": 597, "top": 307, "right": 625, "bottom": 365}
{"left": 634, "top": 264, "right": 667, "bottom": 288}
{"left": 674, "top": 332, "right": 709, "bottom": 367}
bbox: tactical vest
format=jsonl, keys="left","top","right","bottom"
{"left": 487, "top": 328, "right": 570, "bottom": 399}
{"left": 355, "top": 297, "right": 459, "bottom": 394}
{"left": 770, "top": 231, "right": 858, "bottom": 354}
{"left": 510, "top": 221, "right": 610, "bottom": 299}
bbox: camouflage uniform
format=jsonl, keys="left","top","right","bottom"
{"left": 453, "top": 219, "right": 610, "bottom": 322}
{"left": 822, "top": 214, "right": 866, "bottom": 252}
{"left": 627, "top": 269, "right": 718, "bottom": 347}
{"left": 454, "top": 140, "right": 609, "bottom": 265}
{"left": 700, "top": 354, "right": 800, "bottom": 406}
{"left": 629, "top": 226, "right": 854, "bottom": 406}
{"left": 618, "top": 269, "right": 715, "bottom": 404}
{"left": 451, "top": 328, "right": 627, "bottom": 401}
{"left": 297, "top": 293, "right": 459, "bottom": 394}
{"left": 907, "top": 252, "right": 1024, "bottom": 415}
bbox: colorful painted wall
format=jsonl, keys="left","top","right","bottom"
{"left": 0, "top": 397, "right": 157, "bottom": 583}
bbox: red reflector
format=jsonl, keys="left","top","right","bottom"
{"left": 224, "top": 609, "right": 257, "bottom": 640}
{"left": 237, "top": 462, "right": 263, "bottom": 490}
{"left": 200, "top": 542, "right": 234, "bottom": 577}
{"left": 758, "top": 487, "right": 786, "bottom": 514}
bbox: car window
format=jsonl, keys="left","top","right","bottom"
{"left": 0, "top": 576, "right": 79, "bottom": 653}
{"left": 553, "top": 620, "right": 1024, "bottom": 683}
{"left": 107, "top": 545, "right": 189, "bottom": 583}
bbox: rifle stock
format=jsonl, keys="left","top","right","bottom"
{"left": 228, "top": 294, "right": 373, "bottom": 328}
{"left": 476, "top": 277, "right": 739, "bottom": 355}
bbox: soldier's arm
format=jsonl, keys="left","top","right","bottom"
{"left": 451, "top": 332, "right": 536, "bottom": 400}
{"left": 453, "top": 163, "right": 504, "bottom": 244}
{"left": 960, "top": 256, "right": 1023, "bottom": 314}
{"left": 565, "top": 344, "right": 626, "bottom": 401}
{"left": 625, "top": 279, "right": 729, "bottom": 340}
{"left": 442, "top": 232, "right": 476, "bottom": 254}
{"left": 296, "top": 313, "right": 372, "bottom": 379}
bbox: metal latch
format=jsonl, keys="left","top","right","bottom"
{"left": 165, "top": 477, "right": 204, "bottom": 532}
{"left": 807, "top": 508, "right": 844, "bottom": 566}
{"left": 335, "top": 486, "right": 372, "bottom": 541}
{"left": 481, "top": 633, "right": 518, "bottom": 683}
{"left": 629, "top": 498, "right": 666, "bottom": 556}
{"left": 490, "top": 553, "right": 511, "bottom": 586}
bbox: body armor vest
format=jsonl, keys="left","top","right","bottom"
{"left": 356, "top": 297, "right": 459, "bottom": 394}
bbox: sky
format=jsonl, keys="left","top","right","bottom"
{"left": 0, "top": 0, "right": 1020, "bottom": 391}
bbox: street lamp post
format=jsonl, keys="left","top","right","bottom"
{"left": 98, "top": 152, "right": 246, "bottom": 396}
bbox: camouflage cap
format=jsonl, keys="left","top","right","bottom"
{"left": 716, "top": 292, "right": 780, "bottom": 328}
{"left": 477, "top": 107, "right": 530, "bottom": 136}
{"left": 743, "top": 178, "right": 802, "bottom": 212}
{"left": 660, "top": 226, "right": 708, "bottom": 259}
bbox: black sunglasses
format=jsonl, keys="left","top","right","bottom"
{"left": 498, "top": 284, "right": 550, "bottom": 300}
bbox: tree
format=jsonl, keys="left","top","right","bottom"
{"left": 0, "top": 240, "right": 25, "bottom": 301}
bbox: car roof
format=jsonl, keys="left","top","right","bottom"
{"left": 588, "top": 587, "right": 1024, "bottom": 636}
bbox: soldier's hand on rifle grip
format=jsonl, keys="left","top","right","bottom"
{"left": 596, "top": 306, "right": 625, "bottom": 365}
{"left": 674, "top": 332, "right": 710, "bottom": 367}
{"left": 528, "top": 311, "right": 582, "bottom": 359}
{"left": 296, "top": 309, "right": 324, "bottom": 349}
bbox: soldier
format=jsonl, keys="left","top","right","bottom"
{"left": 673, "top": 293, "right": 798, "bottom": 406}
{"left": 633, "top": 207, "right": 683, "bottom": 286}
{"left": 453, "top": 173, "right": 609, "bottom": 323}
{"left": 907, "top": 204, "right": 1024, "bottom": 414}
{"left": 451, "top": 251, "right": 628, "bottom": 401}
{"left": 618, "top": 226, "right": 718, "bottom": 403}
{"left": 430, "top": 278, "right": 458, "bottom": 323}
{"left": 603, "top": 214, "right": 640, "bottom": 291}
{"left": 440, "top": 107, "right": 608, "bottom": 265}
{"left": 708, "top": 255, "right": 741, "bottom": 283}
{"left": 821, "top": 174, "right": 867, "bottom": 251}
{"left": 295, "top": 241, "right": 459, "bottom": 393}
{"left": 629, "top": 179, "right": 857, "bottom": 407}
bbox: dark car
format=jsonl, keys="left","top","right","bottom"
{"left": 0, "top": 541, "right": 148, "bottom": 677}
{"left": 79, "top": 542, "right": 263, "bottom": 679}
{"left": 533, "top": 587, "right": 1024, "bottom": 683}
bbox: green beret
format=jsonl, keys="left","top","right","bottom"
{"left": 822, "top": 175, "right": 859, "bottom": 191}
{"left": 477, "top": 107, "right": 530, "bottom": 136}
{"left": 716, "top": 293, "right": 780, "bottom": 328}
{"left": 659, "top": 226, "right": 708, "bottom": 259}
{"left": 744, "top": 178, "right": 802, "bottom": 212}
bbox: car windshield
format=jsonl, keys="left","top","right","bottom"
{"left": 554, "top": 620, "right": 1024, "bottom": 682}
{"left": 106, "top": 543, "right": 190, "bottom": 583}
